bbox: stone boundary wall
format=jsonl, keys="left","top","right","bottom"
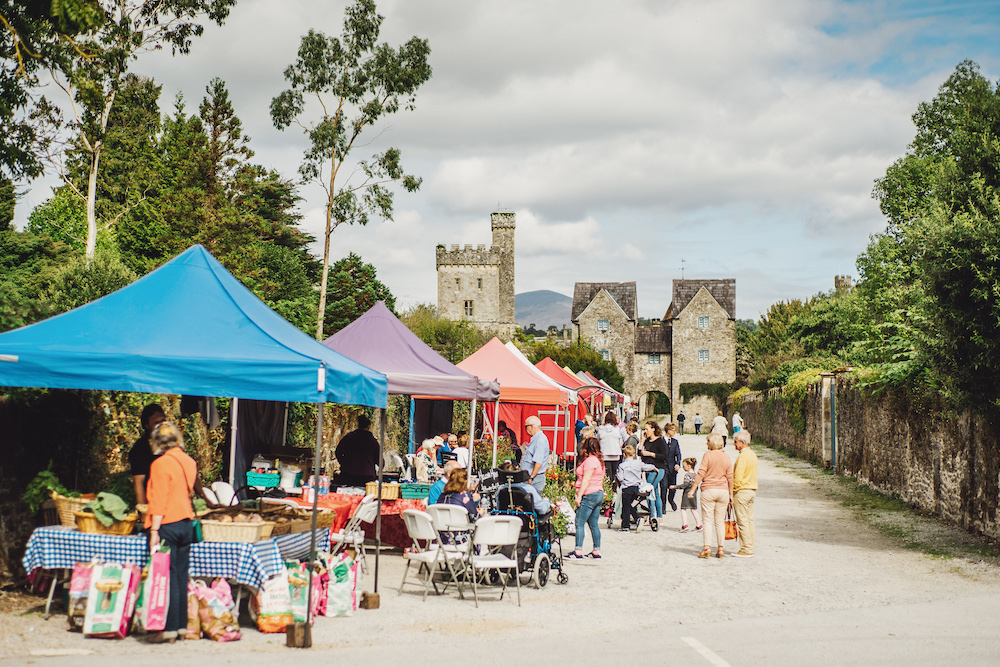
{"left": 732, "top": 381, "right": 1000, "bottom": 540}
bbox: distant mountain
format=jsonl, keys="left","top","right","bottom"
{"left": 515, "top": 290, "right": 573, "bottom": 331}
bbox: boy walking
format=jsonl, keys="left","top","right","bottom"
{"left": 616, "top": 444, "right": 656, "bottom": 531}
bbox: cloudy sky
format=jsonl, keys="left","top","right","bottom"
{"left": 18, "top": 0, "right": 1000, "bottom": 320}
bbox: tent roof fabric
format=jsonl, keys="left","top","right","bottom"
{"left": 0, "top": 245, "right": 388, "bottom": 406}
{"left": 503, "top": 342, "right": 577, "bottom": 404}
{"left": 535, "top": 357, "right": 600, "bottom": 399}
{"left": 323, "top": 301, "right": 498, "bottom": 401}
{"left": 458, "top": 338, "right": 569, "bottom": 406}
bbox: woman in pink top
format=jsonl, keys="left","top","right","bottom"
{"left": 567, "top": 437, "right": 606, "bottom": 560}
{"left": 689, "top": 433, "right": 734, "bottom": 558}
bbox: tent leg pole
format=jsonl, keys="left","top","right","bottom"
{"left": 228, "top": 398, "right": 239, "bottom": 487}
{"left": 376, "top": 407, "right": 385, "bottom": 595}
{"left": 409, "top": 397, "right": 415, "bottom": 455}
{"left": 492, "top": 398, "right": 500, "bottom": 468}
{"left": 304, "top": 401, "right": 323, "bottom": 649}
{"left": 469, "top": 398, "right": 476, "bottom": 474}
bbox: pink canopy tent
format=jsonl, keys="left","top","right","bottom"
{"left": 456, "top": 338, "right": 571, "bottom": 464}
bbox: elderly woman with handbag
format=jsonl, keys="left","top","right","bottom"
{"left": 688, "top": 433, "right": 734, "bottom": 558}
{"left": 145, "top": 421, "right": 198, "bottom": 643}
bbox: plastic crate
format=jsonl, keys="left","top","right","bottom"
{"left": 400, "top": 482, "right": 432, "bottom": 499}
{"left": 246, "top": 471, "right": 280, "bottom": 488}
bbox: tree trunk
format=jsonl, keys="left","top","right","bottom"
{"left": 314, "top": 150, "right": 341, "bottom": 341}
{"left": 84, "top": 144, "right": 101, "bottom": 261}
{"left": 315, "top": 198, "right": 334, "bottom": 340}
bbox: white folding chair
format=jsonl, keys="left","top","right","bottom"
{"left": 399, "top": 509, "right": 466, "bottom": 600}
{"left": 466, "top": 515, "right": 522, "bottom": 608}
{"left": 330, "top": 494, "right": 378, "bottom": 572}
{"left": 426, "top": 503, "right": 474, "bottom": 550}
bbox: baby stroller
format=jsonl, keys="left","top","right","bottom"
{"left": 494, "top": 470, "right": 568, "bottom": 588}
{"left": 608, "top": 481, "right": 659, "bottom": 532}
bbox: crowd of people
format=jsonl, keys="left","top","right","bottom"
{"left": 565, "top": 409, "right": 758, "bottom": 563}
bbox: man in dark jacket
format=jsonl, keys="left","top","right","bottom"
{"left": 663, "top": 423, "right": 682, "bottom": 511}
{"left": 335, "top": 415, "right": 380, "bottom": 488}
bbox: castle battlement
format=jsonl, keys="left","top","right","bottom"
{"left": 436, "top": 245, "right": 501, "bottom": 267}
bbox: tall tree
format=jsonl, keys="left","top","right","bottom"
{"left": 0, "top": 0, "right": 103, "bottom": 181}
{"left": 44, "top": 0, "right": 234, "bottom": 259}
{"left": 321, "top": 252, "right": 394, "bottom": 335}
{"left": 861, "top": 60, "right": 1000, "bottom": 405}
{"left": 270, "top": 0, "right": 431, "bottom": 339}
{"left": 199, "top": 77, "right": 252, "bottom": 197}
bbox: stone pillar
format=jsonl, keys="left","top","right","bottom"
{"left": 491, "top": 211, "right": 516, "bottom": 334}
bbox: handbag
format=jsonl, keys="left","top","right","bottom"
{"left": 724, "top": 501, "right": 739, "bottom": 540}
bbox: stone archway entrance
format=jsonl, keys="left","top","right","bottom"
{"left": 640, "top": 390, "right": 670, "bottom": 420}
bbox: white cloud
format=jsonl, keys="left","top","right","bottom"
{"left": 15, "top": 0, "right": 1000, "bottom": 322}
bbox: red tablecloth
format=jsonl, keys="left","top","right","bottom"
{"left": 289, "top": 493, "right": 425, "bottom": 549}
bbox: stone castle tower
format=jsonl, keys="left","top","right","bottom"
{"left": 436, "top": 210, "right": 516, "bottom": 338}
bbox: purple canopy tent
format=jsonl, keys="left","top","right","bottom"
{"left": 322, "top": 301, "right": 499, "bottom": 593}
{"left": 324, "top": 301, "right": 498, "bottom": 401}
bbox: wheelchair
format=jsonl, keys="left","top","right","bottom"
{"left": 493, "top": 470, "right": 568, "bottom": 588}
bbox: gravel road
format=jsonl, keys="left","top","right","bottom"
{"left": 3, "top": 433, "right": 999, "bottom": 666}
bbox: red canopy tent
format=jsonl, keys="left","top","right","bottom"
{"left": 457, "top": 338, "right": 571, "bottom": 463}
{"left": 535, "top": 357, "right": 600, "bottom": 417}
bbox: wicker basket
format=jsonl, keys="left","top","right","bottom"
{"left": 74, "top": 511, "right": 139, "bottom": 536}
{"left": 288, "top": 510, "right": 336, "bottom": 534}
{"left": 52, "top": 492, "right": 95, "bottom": 528}
{"left": 200, "top": 519, "right": 275, "bottom": 543}
{"left": 365, "top": 481, "right": 399, "bottom": 500}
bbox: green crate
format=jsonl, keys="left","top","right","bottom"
{"left": 246, "top": 471, "right": 280, "bottom": 488}
{"left": 400, "top": 482, "right": 432, "bottom": 499}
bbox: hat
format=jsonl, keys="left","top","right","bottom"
{"left": 432, "top": 436, "right": 444, "bottom": 447}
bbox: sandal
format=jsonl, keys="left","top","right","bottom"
{"left": 716, "top": 547, "right": 725, "bottom": 558}
{"left": 698, "top": 547, "right": 711, "bottom": 559}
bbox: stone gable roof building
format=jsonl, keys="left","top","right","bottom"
{"left": 572, "top": 278, "right": 735, "bottom": 421}
{"left": 572, "top": 282, "right": 637, "bottom": 322}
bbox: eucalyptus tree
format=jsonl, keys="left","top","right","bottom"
{"left": 270, "top": 0, "right": 431, "bottom": 339}
{"left": 44, "top": 0, "right": 234, "bottom": 260}
{"left": 0, "top": 0, "right": 103, "bottom": 181}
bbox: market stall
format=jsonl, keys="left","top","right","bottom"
{"left": 456, "top": 338, "right": 571, "bottom": 466}
{"left": 0, "top": 245, "right": 388, "bottom": 639}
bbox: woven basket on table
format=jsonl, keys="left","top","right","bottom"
{"left": 74, "top": 511, "right": 139, "bottom": 536}
{"left": 288, "top": 510, "right": 336, "bottom": 534}
{"left": 200, "top": 519, "right": 275, "bottom": 543}
{"left": 52, "top": 492, "right": 93, "bottom": 528}
{"left": 365, "top": 481, "right": 399, "bottom": 500}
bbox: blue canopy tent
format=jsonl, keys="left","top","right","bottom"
{"left": 0, "top": 245, "right": 387, "bottom": 405}
{"left": 0, "top": 245, "right": 388, "bottom": 636}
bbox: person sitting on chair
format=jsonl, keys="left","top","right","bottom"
{"left": 439, "top": 469, "right": 482, "bottom": 522}
{"left": 496, "top": 460, "right": 552, "bottom": 516}
{"left": 428, "top": 460, "right": 460, "bottom": 505}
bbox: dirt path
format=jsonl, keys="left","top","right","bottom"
{"left": 3, "top": 433, "right": 1000, "bottom": 665}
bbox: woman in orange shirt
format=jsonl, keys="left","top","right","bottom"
{"left": 145, "top": 422, "right": 197, "bottom": 643}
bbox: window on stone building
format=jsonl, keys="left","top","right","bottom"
{"left": 455, "top": 278, "right": 460, "bottom": 290}
{"left": 477, "top": 278, "right": 482, "bottom": 289}
{"left": 648, "top": 354, "right": 660, "bottom": 364}
{"left": 698, "top": 349, "right": 710, "bottom": 362}
{"left": 597, "top": 319, "right": 609, "bottom": 332}
{"left": 600, "top": 350, "right": 610, "bottom": 361}
{"left": 464, "top": 300, "right": 474, "bottom": 316}
{"left": 698, "top": 316, "right": 710, "bottom": 328}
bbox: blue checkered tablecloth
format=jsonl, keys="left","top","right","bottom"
{"left": 272, "top": 528, "right": 330, "bottom": 561}
{"left": 23, "top": 526, "right": 285, "bottom": 590}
